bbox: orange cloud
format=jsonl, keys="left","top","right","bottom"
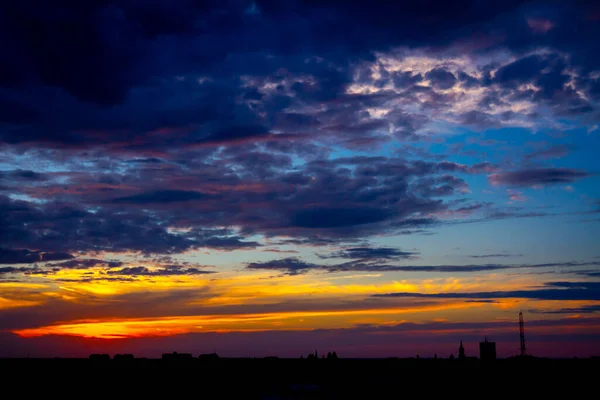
{"left": 13, "top": 300, "right": 481, "bottom": 339}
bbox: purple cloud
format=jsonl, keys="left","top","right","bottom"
{"left": 489, "top": 168, "right": 589, "bottom": 186}
{"left": 0, "top": 248, "right": 73, "bottom": 265}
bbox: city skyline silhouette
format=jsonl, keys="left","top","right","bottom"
{"left": 1, "top": 0, "right": 599, "bottom": 365}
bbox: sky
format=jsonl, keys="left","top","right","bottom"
{"left": 1, "top": 0, "right": 599, "bottom": 359}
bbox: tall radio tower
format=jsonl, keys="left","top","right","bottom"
{"left": 519, "top": 311, "right": 526, "bottom": 356}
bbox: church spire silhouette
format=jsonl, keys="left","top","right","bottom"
{"left": 459, "top": 340, "right": 466, "bottom": 359}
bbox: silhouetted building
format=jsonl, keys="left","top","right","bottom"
{"left": 458, "top": 340, "right": 466, "bottom": 360}
{"left": 113, "top": 353, "right": 134, "bottom": 362}
{"left": 89, "top": 353, "right": 110, "bottom": 362}
{"left": 162, "top": 351, "right": 193, "bottom": 361}
{"left": 480, "top": 337, "right": 496, "bottom": 362}
{"left": 198, "top": 352, "right": 220, "bottom": 361}
{"left": 307, "top": 349, "right": 320, "bottom": 360}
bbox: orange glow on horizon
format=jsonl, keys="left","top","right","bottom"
{"left": 13, "top": 301, "right": 483, "bottom": 339}
{"left": 4, "top": 264, "right": 597, "bottom": 345}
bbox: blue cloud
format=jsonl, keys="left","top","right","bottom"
{"left": 375, "top": 281, "right": 600, "bottom": 301}
{"left": 112, "top": 190, "right": 207, "bottom": 204}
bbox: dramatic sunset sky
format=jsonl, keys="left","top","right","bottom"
{"left": 1, "top": 1, "right": 599, "bottom": 359}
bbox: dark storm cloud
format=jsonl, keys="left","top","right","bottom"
{"left": 1, "top": 1, "right": 598, "bottom": 149}
{"left": 489, "top": 168, "right": 589, "bottom": 186}
{"left": 1, "top": 1, "right": 599, "bottom": 258}
{"left": 0, "top": 1, "right": 538, "bottom": 105}
{"left": 0, "top": 248, "right": 73, "bottom": 264}
{"left": 375, "top": 281, "right": 600, "bottom": 301}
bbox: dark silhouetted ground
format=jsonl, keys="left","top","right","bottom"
{"left": 1, "top": 355, "right": 597, "bottom": 397}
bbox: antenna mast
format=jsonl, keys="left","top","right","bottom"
{"left": 519, "top": 312, "right": 526, "bottom": 356}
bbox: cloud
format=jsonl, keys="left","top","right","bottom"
{"left": 107, "top": 266, "right": 215, "bottom": 276}
{"left": 1, "top": 2, "right": 598, "bottom": 150}
{"left": 0, "top": 266, "right": 31, "bottom": 275}
{"left": 290, "top": 207, "right": 394, "bottom": 229}
{"left": 0, "top": 288, "right": 217, "bottom": 331}
{"left": 464, "top": 300, "right": 499, "bottom": 303}
{"left": 527, "top": 18, "right": 555, "bottom": 34}
{"left": 493, "top": 54, "right": 547, "bottom": 87}
{"left": 319, "top": 247, "right": 418, "bottom": 261}
{"left": 530, "top": 305, "right": 600, "bottom": 314}
{"left": 574, "top": 270, "right": 600, "bottom": 278}
{"left": 246, "top": 258, "right": 318, "bottom": 276}
{"left": 48, "top": 259, "right": 124, "bottom": 269}
{"left": 0, "top": 169, "right": 48, "bottom": 182}
{"left": 0, "top": 1, "right": 598, "bottom": 262}
{"left": 0, "top": 148, "right": 499, "bottom": 254}
{"left": 0, "top": 248, "right": 74, "bottom": 265}
{"left": 374, "top": 281, "right": 600, "bottom": 301}
{"left": 246, "top": 259, "right": 600, "bottom": 275}
{"left": 410, "top": 175, "right": 470, "bottom": 198}
{"left": 261, "top": 249, "right": 300, "bottom": 254}
{"left": 524, "top": 144, "right": 572, "bottom": 161}
{"left": 0, "top": 195, "right": 260, "bottom": 254}
{"left": 112, "top": 190, "right": 207, "bottom": 204}
{"left": 489, "top": 168, "right": 590, "bottom": 187}
{"left": 0, "top": 1, "right": 570, "bottom": 111}
{"left": 200, "top": 237, "right": 260, "bottom": 250}
{"left": 468, "top": 254, "right": 523, "bottom": 258}
{"left": 425, "top": 68, "right": 457, "bottom": 90}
